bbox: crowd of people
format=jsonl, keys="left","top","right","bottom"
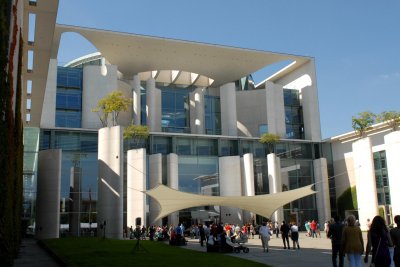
{"left": 326, "top": 214, "right": 400, "bottom": 267}
{"left": 124, "top": 214, "right": 400, "bottom": 267}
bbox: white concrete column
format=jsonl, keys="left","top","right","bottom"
{"left": 265, "top": 81, "right": 286, "bottom": 137}
{"left": 189, "top": 88, "right": 205, "bottom": 134}
{"left": 302, "top": 85, "right": 322, "bottom": 141}
{"left": 127, "top": 148, "right": 147, "bottom": 228}
{"left": 241, "top": 153, "right": 255, "bottom": 223}
{"left": 40, "top": 58, "right": 57, "bottom": 128}
{"left": 268, "top": 153, "right": 283, "bottom": 223}
{"left": 132, "top": 75, "right": 141, "bottom": 125}
{"left": 36, "top": 149, "right": 61, "bottom": 239}
{"left": 146, "top": 78, "right": 161, "bottom": 132}
{"left": 352, "top": 137, "right": 378, "bottom": 231}
{"left": 220, "top": 83, "right": 237, "bottom": 136}
{"left": 167, "top": 153, "right": 179, "bottom": 226}
{"left": 81, "top": 65, "right": 118, "bottom": 129}
{"left": 98, "top": 126, "right": 124, "bottom": 239}
{"left": 149, "top": 153, "right": 162, "bottom": 226}
{"left": 69, "top": 166, "right": 82, "bottom": 237}
{"left": 219, "top": 156, "right": 242, "bottom": 224}
{"left": 384, "top": 131, "right": 400, "bottom": 217}
{"left": 314, "top": 158, "right": 331, "bottom": 227}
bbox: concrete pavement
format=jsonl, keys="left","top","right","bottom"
{"left": 14, "top": 238, "right": 61, "bottom": 267}
{"left": 183, "top": 232, "right": 372, "bottom": 267}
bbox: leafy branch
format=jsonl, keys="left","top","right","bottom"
{"left": 91, "top": 90, "right": 131, "bottom": 127}
{"left": 259, "top": 133, "right": 280, "bottom": 154}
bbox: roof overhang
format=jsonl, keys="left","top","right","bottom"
{"left": 53, "top": 24, "right": 311, "bottom": 87}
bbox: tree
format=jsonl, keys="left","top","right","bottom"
{"left": 123, "top": 124, "right": 149, "bottom": 148}
{"left": 91, "top": 90, "right": 131, "bottom": 127}
{"left": 259, "top": 133, "right": 280, "bottom": 154}
{"left": 351, "top": 111, "right": 375, "bottom": 138}
{"left": 375, "top": 111, "right": 400, "bottom": 131}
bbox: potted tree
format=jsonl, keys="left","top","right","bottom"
{"left": 91, "top": 90, "right": 131, "bottom": 127}
{"left": 259, "top": 133, "right": 280, "bottom": 154}
{"left": 375, "top": 110, "right": 400, "bottom": 132}
{"left": 351, "top": 111, "right": 375, "bottom": 138}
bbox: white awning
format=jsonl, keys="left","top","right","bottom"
{"left": 144, "top": 184, "right": 316, "bottom": 222}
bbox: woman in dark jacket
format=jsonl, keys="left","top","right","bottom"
{"left": 364, "top": 215, "right": 393, "bottom": 267}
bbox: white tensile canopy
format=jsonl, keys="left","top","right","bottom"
{"left": 144, "top": 184, "right": 316, "bottom": 222}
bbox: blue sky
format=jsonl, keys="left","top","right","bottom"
{"left": 56, "top": 0, "right": 400, "bottom": 139}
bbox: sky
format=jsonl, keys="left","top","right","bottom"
{"left": 56, "top": 0, "right": 400, "bottom": 139}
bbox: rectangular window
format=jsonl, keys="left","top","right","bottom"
{"left": 28, "top": 13, "right": 36, "bottom": 43}
{"left": 27, "top": 80, "right": 32, "bottom": 94}
{"left": 27, "top": 50, "right": 34, "bottom": 71}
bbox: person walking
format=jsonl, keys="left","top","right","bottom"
{"left": 275, "top": 221, "right": 280, "bottom": 238}
{"left": 199, "top": 223, "right": 206, "bottom": 247}
{"left": 391, "top": 215, "right": 400, "bottom": 267}
{"left": 259, "top": 222, "right": 272, "bottom": 252}
{"left": 341, "top": 215, "right": 364, "bottom": 267}
{"left": 280, "top": 221, "right": 291, "bottom": 249}
{"left": 310, "top": 220, "right": 317, "bottom": 238}
{"left": 290, "top": 222, "right": 300, "bottom": 249}
{"left": 365, "top": 215, "right": 393, "bottom": 267}
{"left": 327, "top": 215, "right": 345, "bottom": 267}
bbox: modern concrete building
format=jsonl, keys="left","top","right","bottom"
{"left": 328, "top": 122, "right": 400, "bottom": 230}
{"left": 19, "top": 0, "right": 400, "bottom": 240}
{"left": 22, "top": 9, "right": 333, "bottom": 238}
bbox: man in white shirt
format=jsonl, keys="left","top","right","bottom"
{"left": 259, "top": 222, "right": 272, "bottom": 252}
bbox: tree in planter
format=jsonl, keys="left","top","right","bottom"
{"left": 91, "top": 90, "right": 131, "bottom": 127}
{"left": 123, "top": 124, "right": 149, "bottom": 148}
{"left": 351, "top": 111, "right": 375, "bottom": 138}
{"left": 259, "top": 133, "right": 280, "bottom": 154}
{"left": 375, "top": 110, "right": 400, "bottom": 132}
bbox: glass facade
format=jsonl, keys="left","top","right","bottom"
{"left": 160, "top": 85, "right": 191, "bottom": 133}
{"left": 373, "top": 150, "right": 391, "bottom": 223}
{"left": 22, "top": 127, "right": 40, "bottom": 232}
{"left": 284, "top": 89, "right": 304, "bottom": 139}
{"left": 40, "top": 129, "right": 98, "bottom": 236}
{"left": 56, "top": 67, "right": 83, "bottom": 128}
{"left": 204, "top": 94, "right": 221, "bottom": 135}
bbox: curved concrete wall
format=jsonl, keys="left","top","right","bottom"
{"left": 146, "top": 78, "right": 161, "bottom": 132}
{"left": 132, "top": 74, "right": 141, "bottom": 125}
{"left": 190, "top": 88, "right": 205, "bottom": 134}
{"left": 314, "top": 158, "right": 331, "bottom": 226}
{"left": 127, "top": 148, "right": 147, "bottom": 228}
{"left": 82, "top": 65, "right": 118, "bottom": 129}
{"left": 265, "top": 81, "right": 286, "bottom": 137}
{"left": 97, "top": 126, "right": 123, "bottom": 239}
{"left": 167, "top": 153, "right": 179, "bottom": 226}
{"left": 220, "top": 83, "right": 237, "bottom": 136}
{"left": 352, "top": 137, "right": 378, "bottom": 230}
{"left": 219, "top": 156, "right": 242, "bottom": 224}
{"left": 241, "top": 153, "right": 255, "bottom": 223}
{"left": 36, "top": 149, "right": 61, "bottom": 239}
{"left": 268, "top": 153, "right": 283, "bottom": 223}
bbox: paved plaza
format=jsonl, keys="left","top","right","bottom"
{"left": 14, "top": 232, "right": 376, "bottom": 267}
{"left": 183, "top": 232, "right": 372, "bottom": 267}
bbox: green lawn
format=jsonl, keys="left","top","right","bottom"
{"left": 43, "top": 238, "right": 270, "bottom": 267}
